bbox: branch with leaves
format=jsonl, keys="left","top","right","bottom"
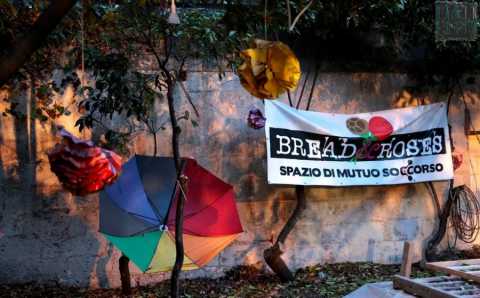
{"left": 72, "top": 3, "right": 258, "bottom": 296}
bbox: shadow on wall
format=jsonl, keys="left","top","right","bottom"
{"left": 0, "top": 84, "right": 113, "bottom": 287}
{"left": 198, "top": 72, "right": 465, "bottom": 269}
{"left": 0, "top": 71, "right": 478, "bottom": 286}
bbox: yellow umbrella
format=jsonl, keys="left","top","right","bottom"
{"left": 238, "top": 39, "right": 301, "bottom": 99}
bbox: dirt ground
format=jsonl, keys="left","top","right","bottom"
{"left": 0, "top": 262, "right": 439, "bottom": 298}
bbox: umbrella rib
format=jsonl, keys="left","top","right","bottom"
{"left": 125, "top": 210, "right": 160, "bottom": 224}
{"left": 134, "top": 158, "right": 165, "bottom": 224}
{"left": 102, "top": 189, "right": 160, "bottom": 230}
{"left": 181, "top": 227, "right": 240, "bottom": 237}
{"left": 172, "top": 186, "right": 235, "bottom": 222}
{"left": 164, "top": 181, "right": 178, "bottom": 226}
{"left": 127, "top": 155, "right": 163, "bottom": 225}
{"left": 144, "top": 193, "right": 165, "bottom": 224}
{"left": 130, "top": 225, "right": 160, "bottom": 236}
{"left": 165, "top": 231, "right": 199, "bottom": 267}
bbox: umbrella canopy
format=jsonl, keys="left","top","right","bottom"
{"left": 99, "top": 155, "right": 243, "bottom": 272}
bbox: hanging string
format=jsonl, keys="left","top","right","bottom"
{"left": 177, "top": 175, "right": 188, "bottom": 201}
{"left": 286, "top": 0, "right": 291, "bottom": 29}
{"left": 80, "top": 0, "right": 85, "bottom": 84}
{"left": 264, "top": 0, "right": 268, "bottom": 39}
{"left": 305, "top": 65, "right": 318, "bottom": 110}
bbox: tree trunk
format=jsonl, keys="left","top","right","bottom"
{"left": 264, "top": 244, "right": 294, "bottom": 282}
{"left": 0, "top": 0, "right": 78, "bottom": 87}
{"left": 264, "top": 80, "right": 313, "bottom": 281}
{"left": 119, "top": 254, "right": 132, "bottom": 296}
{"left": 171, "top": 175, "right": 187, "bottom": 296}
{"left": 166, "top": 79, "right": 186, "bottom": 298}
{"left": 264, "top": 185, "right": 306, "bottom": 281}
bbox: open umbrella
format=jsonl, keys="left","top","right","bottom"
{"left": 99, "top": 155, "right": 243, "bottom": 272}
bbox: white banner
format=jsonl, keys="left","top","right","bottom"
{"left": 265, "top": 101, "right": 454, "bottom": 186}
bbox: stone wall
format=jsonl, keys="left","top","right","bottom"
{"left": 0, "top": 71, "right": 479, "bottom": 288}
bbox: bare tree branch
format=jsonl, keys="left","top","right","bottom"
{"left": 0, "top": 0, "right": 78, "bottom": 87}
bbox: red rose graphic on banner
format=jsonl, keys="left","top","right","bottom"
{"left": 347, "top": 116, "right": 393, "bottom": 141}
{"left": 368, "top": 116, "right": 393, "bottom": 141}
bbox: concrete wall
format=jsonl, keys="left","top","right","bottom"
{"left": 0, "top": 70, "right": 479, "bottom": 288}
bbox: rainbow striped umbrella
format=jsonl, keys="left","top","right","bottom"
{"left": 99, "top": 155, "right": 243, "bottom": 272}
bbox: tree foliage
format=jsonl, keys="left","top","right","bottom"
{"left": 2, "top": 0, "right": 480, "bottom": 293}
{"left": 73, "top": 2, "right": 260, "bottom": 153}
{"left": 1, "top": 0, "right": 480, "bottom": 143}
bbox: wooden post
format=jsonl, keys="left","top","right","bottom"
{"left": 400, "top": 241, "right": 414, "bottom": 278}
{"left": 119, "top": 254, "right": 132, "bottom": 295}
